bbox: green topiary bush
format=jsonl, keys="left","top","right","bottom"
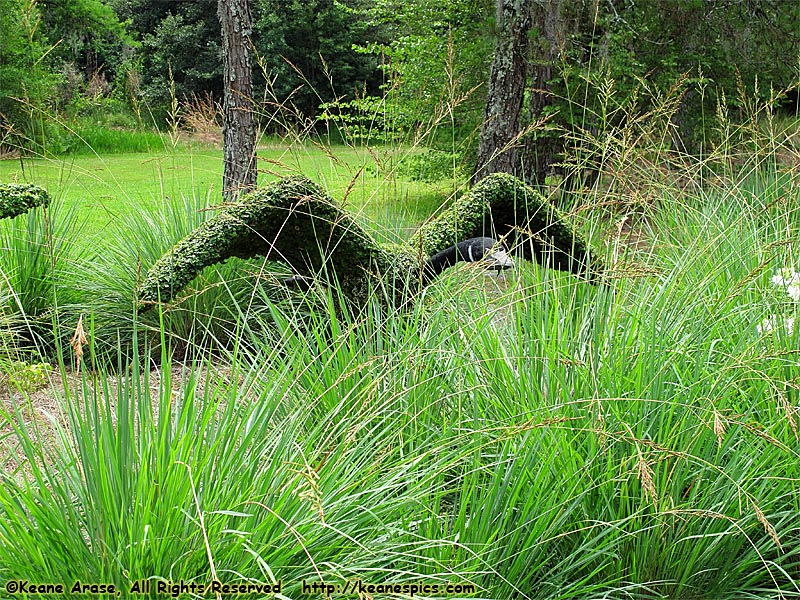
{"left": 0, "top": 183, "right": 50, "bottom": 220}
{"left": 138, "top": 173, "right": 606, "bottom": 311}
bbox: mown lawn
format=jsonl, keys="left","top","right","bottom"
{"left": 0, "top": 142, "right": 456, "bottom": 245}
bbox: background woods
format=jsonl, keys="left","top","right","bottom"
{"left": 2, "top": 2, "right": 800, "bottom": 599}
{"left": 2, "top": 0, "right": 799, "bottom": 168}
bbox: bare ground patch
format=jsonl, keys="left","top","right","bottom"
{"left": 0, "top": 360, "right": 244, "bottom": 483}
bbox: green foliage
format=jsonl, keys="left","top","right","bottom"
{"left": 39, "top": 0, "right": 134, "bottom": 79}
{"left": 0, "top": 184, "right": 50, "bottom": 220}
{"left": 0, "top": 0, "right": 62, "bottom": 150}
{"left": 318, "top": 95, "right": 410, "bottom": 145}
{"left": 254, "top": 0, "right": 382, "bottom": 121}
{"left": 359, "top": 0, "right": 493, "bottom": 143}
{"left": 138, "top": 173, "right": 603, "bottom": 311}
{"left": 554, "top": 1, "right": 800, "bottom": 155}
{"left": 60, "top": 122, "right": 164, "bottom": 155}
{"left": 0, "top": 0, "right": 141, "bottom": 154}
{"left": 2, "top": 185, "right": 800, "bottom": 595}
{"left": 117, "top": 0, "right": 222, "bottom": 111}
{"left": 7, "top": 0, "right": 798, "bottom": 162}
{"left": 1, "top": 82, "right": 800, "bottom": 597}
{"left": 1, "top": 360, "right": 49, "bottom": 392}
{"left": 112, "top": 0, "right": 383, "bottom": 122}
{"left": 0, "top": 196, "right": 81, "bottom": 354}
{"left": 360, "top": 0, "right": 800, "bottom": 180}
{"left": 396, "top": 148, "right": 462, "bottom": 181}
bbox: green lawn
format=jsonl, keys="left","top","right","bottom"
{"left": 0, "top": 143, "right": 456, "bottom": 245}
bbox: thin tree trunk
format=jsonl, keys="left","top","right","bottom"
{"left": 218, "top": 0, "right": 257, "bottom": 199}
{"left": 472, "top": 0, "right": 533, "bottom": 185}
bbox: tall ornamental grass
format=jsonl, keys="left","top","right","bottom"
{"left": 1, "top": 67, "right": 799, "bottom": 598}
{"left": 2, "top": 173, "right": 799, "bottom": 597}
{"left": 0, "top": 198, "right": 81, "bottom": 357}
{"left": 60, "top": 190, "right": 293, "bottom": 363}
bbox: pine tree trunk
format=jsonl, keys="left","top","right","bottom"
{"left": 218, "top": 0, "right": 257, "bottom": 200}
{"left": 520, "top": 0, "right": 563, "bottom": 186}
{"left": 472, "top": 0, "right": 533, "bottom": 185}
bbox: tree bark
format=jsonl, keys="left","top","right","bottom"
{"left": 520, "top": 0, "right": 564, "bottom": 186}
{"left": 472, "top": 0, "right": 533, "bottom": 185}
{"left": 218, "top": 0, "right": 257, "bottom": 200}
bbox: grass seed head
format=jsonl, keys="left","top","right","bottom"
{"left": 69, "top": 314, "right": 88, "bottom": 372}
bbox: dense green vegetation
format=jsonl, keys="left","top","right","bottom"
{"left": 3, "top": 102, "right": 800, "bottom": 596}
{"left": 2, "top": 142, "right": 800, "bottom": 597}
{"left": 2, "top": 0, "right": 798, "bottom": 160}
{"left": 2, "top": 1, "right": 800, "bottom": 598}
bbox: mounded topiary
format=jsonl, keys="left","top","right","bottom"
{"left": 0, "top": 183, "right": 50, "bottom": 220}
{"left": 410, "top": 172, "right": 602, "bottom": 282}
{"left": 137, "top": 176, "right": 416, "bottom": 308}
{"left": 138, "top": 173, "right": 605, "bottom": 310}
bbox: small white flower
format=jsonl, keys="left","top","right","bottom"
{"left": 761, "top": 268, "right": 800, "bottom": 336}
{"left": 757, "top": 315, "right": 796, "bottom": 336}
{"left": 771, "top": 268, "right": 800, "bottom": 288}
{"left": 757, "top": 316, "right": 778, "bottom": 335}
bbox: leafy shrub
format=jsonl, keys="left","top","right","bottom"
{"left": 1, "top": 360, "right": 50, "bottom": 392}
{"left": 0, "top": 184, "right": 50, "bottom": 220}
{"left": 0, "top": 0, "right": 62, "bottom": 153}
{"left": 395, "top": 149, "right": 462, "bottom": 182}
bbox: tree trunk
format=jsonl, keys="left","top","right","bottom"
{"left": 218, "top": 0, "right": 257, "bottom": 200}
{"left": 472, "top": 0, "right": 533, "bottom": 185}
{"left": 520, "top": 0, "right": 564, "bottom": 186}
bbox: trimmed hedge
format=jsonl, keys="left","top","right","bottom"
{"left": 0, "top": 183, "right": 50, "bottom": 220}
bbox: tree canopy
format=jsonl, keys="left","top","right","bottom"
{"left": 1, "top": 0, "right": 798, "bottom": 158}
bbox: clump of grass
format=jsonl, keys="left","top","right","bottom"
{"left": 4, "top": 219, "right": 798, "bottom": 598}
{"left": 0, "top": 301, "right": 484, "bottom": 594}
{"left": 180, "top": 92, "right": 222, "bottom": 146}
{"left": 60, "top": 189, "right": 290, "bottom": 363}
{"left": 62, "top": 122, "right": 165, "bottom": 155}
{"left": 0, "top": 198, "right": 81, "bottom": 356}
{"left": 0, "top": 360, "right": 50, "bottom": 392}
{"left": 393, "top": 148, "right": 464, "bottom": 182}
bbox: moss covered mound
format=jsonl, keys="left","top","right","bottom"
{"left": 138, "top": 173, "right": 605, "bottom": 310}
{"left": 137, "top": 176, "right": 414, "bottom": 307}
{"left": 0, "top": 183, "right": 50, "bottom": 220}
{"left": 410, "top": 172, "right": 603, "bottom": 282}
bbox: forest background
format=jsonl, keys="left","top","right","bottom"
{"left": 2, "top": 0, "right": 798, "bottom": 170}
